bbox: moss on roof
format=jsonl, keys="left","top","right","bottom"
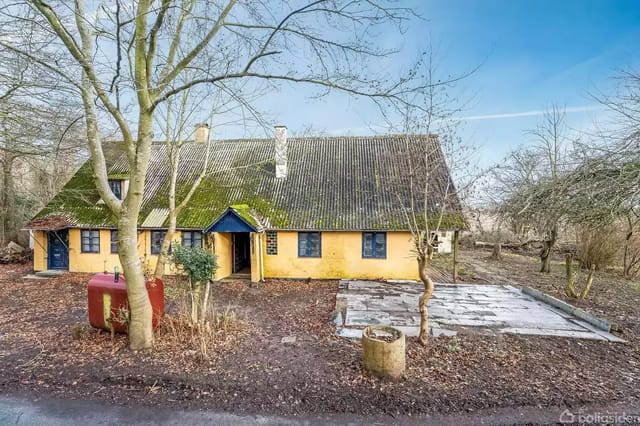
{"left": 107, "top": 173, "right": 129, "bottom": 179}
{"left": 165, "top": 175, "right": 289, "bottom": 229}
{"left": 33, "top": 163, "right": 118, "bottom": 227}
{"left": 376, "top": 213, "right": 466, "bottom": 231}
{"left": 30, "top": 135, "right": 465, "bottom": 231}
{"left": 230, "top": 204, "right": 258, "bottom": 227}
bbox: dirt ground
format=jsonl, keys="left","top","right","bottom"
{"left": 0, "top": 252, "right": 639, "bottom": 419}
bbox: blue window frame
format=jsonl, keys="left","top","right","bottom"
{"left": 181, "top": 231, "right": 202, "bottom": 248}
{"left": 81, "top": 229, "right": 100, "bottom": 253}
{"left": 109, "top": 180, "right": 122, "bottom": 200}
{"left": 150, "top": 231, "right": 166, "bottom": 255}
{"left": 362, "top": 232, "right": 386, "bottom": 258}
{"left": 110, "top": 230, "right": 118, "bottom": 254}
{"left": 298, "top": 232, "right": 321, "bottom": 257}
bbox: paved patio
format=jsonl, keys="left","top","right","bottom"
{"left": 335, "top": 280, "right": 624, "bottom": 342}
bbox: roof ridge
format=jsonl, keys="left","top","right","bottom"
{"left": 148, "top": 133, "right": 439, "bottom": 145}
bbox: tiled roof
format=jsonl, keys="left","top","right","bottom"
{"left": 29, "top": 135, "right": 464, "bottom": 231}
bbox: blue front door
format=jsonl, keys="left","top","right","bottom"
{"left": 48, "top": 230, "right": 69, "bottom": 270}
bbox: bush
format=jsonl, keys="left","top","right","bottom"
{"left": 576, "top": 225, "right": 618, "bottom": 270}
{"left": 171, "top": 244, "right": 219, "bottom": 354}
{"left": 159, "top": 298, "right": 239, "bottom": 362}
{"left": 172, "top": 244, "right": 217, "bottom": 284}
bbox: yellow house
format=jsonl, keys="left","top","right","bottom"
{"left": 27, "top": 128, "right": 464, "bottom": 282}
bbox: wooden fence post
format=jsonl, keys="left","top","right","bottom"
{"left": 452, "top": 230, "right": 460, "bottom": 283}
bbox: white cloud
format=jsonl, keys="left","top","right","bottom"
{"left": 460, "top": 105, "right": 604, "bottom": 121}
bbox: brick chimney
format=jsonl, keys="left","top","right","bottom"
{"left": 275, "top": 125, "right": 287, "bottom": 178}
{"left": 194, "top": 123, "right": 210, "bottom": 143}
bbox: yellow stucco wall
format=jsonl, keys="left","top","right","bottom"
{"left": 250, "top": 233, "right": 262, "bottom": 283}
{"left": 212, "top": 232, "right": 232, "bottom": 280}
{"left": 33, "top": 231, "right": 47, "bottom": 271}
{"left": 33, "top": 229, "right": 182, "bottom": 275}
{"left": 67, "top": 229, "right": 120, "bottom": 273}
{"left": 137, "top": 230, "right": 180, "bottom": 276}
{"left": 262, "top": 231, "right": 420, "bottom": 280}
{"left": 33, "top": 228, "right": 426, "bottom": 281}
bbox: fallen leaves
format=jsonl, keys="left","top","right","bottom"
{"left": 0, "top": 264, "right": 638, "bottom": 417}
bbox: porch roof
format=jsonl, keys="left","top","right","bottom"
{"left": 206, "top": 206, "right": 259, "bottom": 233}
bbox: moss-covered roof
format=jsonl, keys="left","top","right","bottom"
{"left": 229, "top": 204, "right": 260, "bottom": 228}
{"left": 33, "top": 162, "right": 118, "bottom": 228}
{"left": 29, "top": 135, "right": 465, "bottom": 231}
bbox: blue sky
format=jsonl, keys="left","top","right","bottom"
{"left": 418, "top": 0, "right": 640, "bottom": 166}
{"left": 246, "top": 0, "right": 640, "bottom": 168}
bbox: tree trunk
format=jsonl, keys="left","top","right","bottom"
{"left": 119, "top": 215, "right": 153, "bottom": 350}
{"left": 417, "top": 255, "right": 434, "bottom": 346}
{"left": 623, "top": 221, "right": 634, "bottom": 278}
{"left": 623, "top": 243, "right": 630, "bottom": 278}
{"left": 189, "top": 277, "right": 198, "bottom": 325}
{"left": 0, "top": 156, "right": 17, "bottom": 246}
{"left": 153, "top": 144, "right": 178, "bottom": 279}
{"left": 579, "top": 265, "right": 596, "bottom": 299}
{"left": 200, "top": 280, "right": 210, "bottom": 328}
{"left": 490, "top": 242, "right": 502, "bottom": 260}
{"left": 120, "top": 112, "right": 155, "bottom": 350}
{"left": 153, "top": 225, "right": 175, "bottom": 279}
{"left": 539, "top": 226, "right": 557, "bottom": 273}
{"left": 565, "top": 254, "right": 577, "bottom": 298}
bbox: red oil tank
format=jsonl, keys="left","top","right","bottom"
{"left": 88, "top": 273, "right": 164, "bottom": 333}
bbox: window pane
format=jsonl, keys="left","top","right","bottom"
{"left": 182, "top": 232, "right": 192, "bottom": 247}
{"left": 109, "top": 180, "right": 122, "bottom": 199}
{"left": 151, "top": 231, "right": 165, "bottom": 254}
{"left": 193, "top": 232, "right": 202, "bottom": 248}
{"left": 363, "top": 233, "right": 373, "bottom": 257}
{"left": 81, "top": 230, "right": 100, "bottom": 253}
{"left": 111, "top": 231, "right": 118, "bottom": 253}
{"left": 375, "top": 233, "right": 385, "bottom": 257}
{"left": 298, "top": 233, "right": 308, "bottom": 256}
{"left": 309, "top": 233, "right": 320, "bottom": 257}
{"left": 299, "top": 232, "right": 320, "bottom": 257}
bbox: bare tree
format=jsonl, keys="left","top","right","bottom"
{"left": 152, "top": 87, "right": 213, "bottom": 280}
{"left": 560, "top": 69, "right": 640, "bottom": 278}
{"left": 2, "top": 1, "right": 424, "bottom": 349}
{"left": 391, "top": 51, "right": 474, "bottom": 346}
{"left": 151, "top": 76, "right": 267, "bottom": 279}
{"left": 492, "top": 106, "right": 573, "bottom": 273}
{"left": 0, "top": 46, "right": 85, "bottom": 245}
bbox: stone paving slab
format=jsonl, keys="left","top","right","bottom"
{"left": 336, "top": 280, "right": 623, "bottom": 342}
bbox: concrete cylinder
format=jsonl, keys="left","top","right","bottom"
{"left": 362, "top": 325, "right": 405, "bottom": 379}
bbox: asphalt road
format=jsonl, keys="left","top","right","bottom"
{"left": 1, "top": 394, "right": 639, "bottom": 425}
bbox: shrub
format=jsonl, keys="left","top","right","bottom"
{"left": 576, "top": 225, "right": 618, "bottom": 270}
{"left": 445, "top": 337, "right": 462, "bottom": 353}
{"left": 171, "top": 244, "right": 218, "bottom": 354}
{"left": 172, "top": 244, "right": 217, "bottom": 284}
